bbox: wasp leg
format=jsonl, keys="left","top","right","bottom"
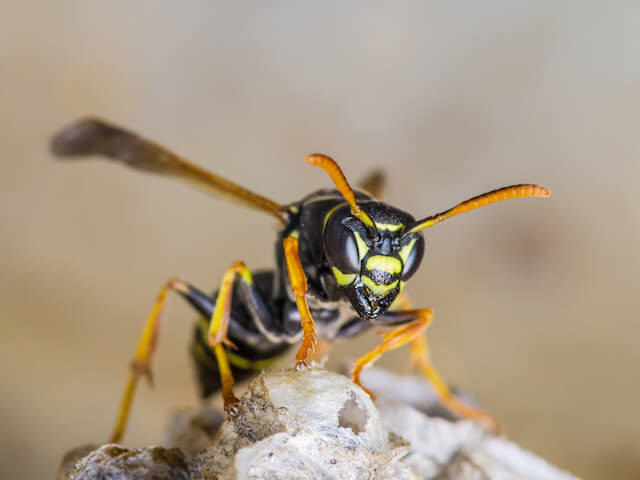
{"left": 179, "top": 284, "right": 266, "bottom": 348}
{"left": 409, "top": 331, "right": 500, "bottom": 433}
{"left": 185, "top": 270, "right": 300, "bottom": 345}
{"left": 282, "top": 235, "right": 317, "bottom": 367}
{"left": 364, "top": 294, "right": 501, "bottom": 433}
{"left": 396, "top": 293, "right": 499, "bottom": 432}
{"left": 202, "top": 260, "right": 268, "bottom": 414}
{"left": 111, "top": 270, "right": 266, "bottom": 444}
{"left": 351, "top": 309, "right": 434, "bottom": 398}
{"left": 188, "top": 270, "right": 295, "bottom": 401}
{"left": 111, "top": 277, "right": 193, "bottom": 443}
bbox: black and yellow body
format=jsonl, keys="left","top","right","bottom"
{"left": 50, "top": 118, "right": 550, "bottom": 442}
{"left": 187, "top": 272, "right": 290, "bottom": 399}
{"left": 185, "top": 188, "right": 425, "bottom": 400}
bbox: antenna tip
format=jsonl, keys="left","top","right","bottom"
{"left": 305, "top": 153, "right": 332, "bottom": 166}
{"left": 537, "top": 185, "right": 551, "bottom": 198}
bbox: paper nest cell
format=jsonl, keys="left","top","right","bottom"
{"left": 60, "top": 366, "right": 580, "bottom": 480}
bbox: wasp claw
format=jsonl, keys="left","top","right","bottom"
{"left": 224, "top": 397, "right": 240, "bottom": 416}
{"left": 295, "top": 360, "right": 310, "bottom": 370}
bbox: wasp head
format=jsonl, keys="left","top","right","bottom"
{"left": 323, "top": 203, "right": 424, "bottom": 319}
{"left": 307, "top": 152, "right": 549, "bottom": 321}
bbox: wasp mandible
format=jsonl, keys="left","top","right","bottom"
{"left": 51, "top": 118, "right": 549, "bottom": 443}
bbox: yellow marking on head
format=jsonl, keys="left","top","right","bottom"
{"left": 374, "top": 222, "right": 404, "bottom": 232}
{"left": 398, "top": 238, "right": 417, "bottom": 264}
{"left": 361, "top": 275, "right": 399, "bottom": 295}
{"left": 352, "top": 231, "right": 369, "bottom": 261}
{"left": 323, "top": 202, "right": 348, "bottom": 230}
{"left": 289, "top": 205, "right": 299, "bottom": 213}
{"left": 332, "top": 266, "right": 357, "bottom": 286}
{"left": 365, "top": 255, "right": 402, "bottom": 275}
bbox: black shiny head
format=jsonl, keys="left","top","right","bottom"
{"left": 323, "top": 202, "right": 424, "bottom": 319}
{"left": 309, "top": 153, "right": 549, "bottom": 321}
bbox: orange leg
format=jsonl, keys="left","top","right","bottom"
{"left": 282, "top": 235, "right": 317, "bottom": 367}
{"left": 351, "top": 309, "right": 433, "bottom": 398}
{"left": 110, "top": 263, "right": 252, "bottom": 443}
{"left": 395, "top": 293, "right": 500, "bottom": 433}
{"left": 205, "top": 261, "right": 257, "bottom": 414}
{"left": 111, "top": 277, "right": 190, "bottom": 443}
{"left": 409, "top": 333, "right": 500, "bottom": 433}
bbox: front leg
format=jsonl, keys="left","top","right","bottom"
{"left": 282, "top": 235, "right": 317, "bottom": 367}
{"left": 408, "top": 330, "right": 500, "bottom": 433}
{"left": 351, "top": 307, "right": 500, "bottom": 433}
{"left": 351, "top": 308, "right": 434, "bottom": 397}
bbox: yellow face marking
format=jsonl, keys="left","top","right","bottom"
{"left": 398, "top": 238, "right": 417, "bottom": 264}
{"left": 352, "top": 231, "right": 369, "bottom": 261}
{"left": 332, "top": 266, "right": 357, "bottom": 286}
{"left": 374, "top": 221, "right": 404, "bottom": 232}
{"left": 361, "top": 275, "right": 399, "bottom": 295}
{"left": 365, "top": 255, "right": 402, "bottom": 275}
{"left": 288, "top": 205, "right": 299, "bottom": 213}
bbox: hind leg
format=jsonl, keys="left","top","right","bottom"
{"left": 110, "top": 263, "right": 273, "bottom": 443}
{"left": 111, "top": 277, "right": 195, "bottom": 443}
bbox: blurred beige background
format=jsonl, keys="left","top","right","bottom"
{"left": 1, "top": 2, "right": 639, "bottom": 479}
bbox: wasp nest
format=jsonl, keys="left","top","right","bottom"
{"left": 61, "top": 366, "right": 579, "bottom": 480}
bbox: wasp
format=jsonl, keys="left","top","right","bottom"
{"left": 51, "top": 118, "right": 549, "bottom": 443}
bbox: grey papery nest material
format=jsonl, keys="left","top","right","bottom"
{"left": 60, "top": 367, "right": 580, "bottom": 480}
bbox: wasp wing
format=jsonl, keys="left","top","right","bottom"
{"left": 357, "top": 169, "right": 385, "bottom": 199}
{"left": 51, "top": 118, "right": 286, "bottom": 221}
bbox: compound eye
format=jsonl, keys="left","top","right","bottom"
{"left": 324, "top": 217, "right": 360, "bottom": 274}
{"left": 401, "top": 235, "right": 425, "bottom": 281}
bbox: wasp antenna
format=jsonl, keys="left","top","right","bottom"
{"left": 406, "top": 184, "right": 550, "bottom": 235}
{"left": 306, "top": 154, "right": 374, "bottom": 228}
